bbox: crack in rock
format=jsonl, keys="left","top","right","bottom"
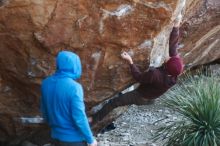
{"left": 101, "top": 4, "right": 134, "bottom": 19}
{"left": 184, "top": 25, "right": 220, "bottom": 57}
{"left": 99, "top": 4, "right": 134, "bottom": 34}
{"left": 136, "top": 0, "right": 172, "bottom": 11}
{"left": 191, "top": 39, "right": 219, "bottom": 65}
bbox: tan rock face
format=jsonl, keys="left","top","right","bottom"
{"left": 181, "top": 0, "right": 220, "bottom": 66}
{"left": 0, "top": 0, "right": 219, "bottom": 143}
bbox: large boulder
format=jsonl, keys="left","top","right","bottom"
{"left": 0, "top": 0, "right": 219, "bottom": 144}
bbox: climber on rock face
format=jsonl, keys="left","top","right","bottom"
{"left": 91, "top": 14, "right": 184, "bottom": 126}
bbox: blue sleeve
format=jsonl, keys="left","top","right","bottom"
{"left": 70, "top": 85, "right": 94, "bottom": 144}
{"left": 40, "top": 83, "right": 49, "bottom": 123}
{"left": 40, "top": 96, "right": 48, "bottom": 122}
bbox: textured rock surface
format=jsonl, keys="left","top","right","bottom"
{"left": 0, "top": 0, "right": 219, "bottom": 144}
{"left": 181, "top": 0, "right": 220, "bottom": 66}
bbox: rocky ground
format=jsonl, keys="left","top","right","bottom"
{"left": 19, "top": 98, "right": 173, "bottom": 146}
{"left": 18, "top": 97, "right": 174, "bottom": 146}
{"left": 96, "top": 98, "right": 174, "bottom": 146}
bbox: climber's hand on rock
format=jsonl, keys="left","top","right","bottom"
{"left": 121, "top": 52, "right": 133, "bottom": 64}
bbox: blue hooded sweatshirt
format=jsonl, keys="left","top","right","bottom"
{"left": 41, "top": 51, "right": 94, "bottom": 144}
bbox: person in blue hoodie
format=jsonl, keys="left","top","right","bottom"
{"left": 41, "top": 51, "right": 97, "bottom": 146}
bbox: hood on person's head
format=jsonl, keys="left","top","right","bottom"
{"left": 165, "top": 56, "right": 183, "bottom": 77}
{"left": 56, "top": 51, "right": 82, "bottom": 80}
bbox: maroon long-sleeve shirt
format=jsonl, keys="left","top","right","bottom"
{"left": 130, "top": 27, "right": 180, "bottom": 99}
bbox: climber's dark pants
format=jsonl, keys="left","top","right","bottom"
{"left": 92, "top": 89, "right": 154, "bottom": 124}
{"left": 52, "top": 140, "right": 87, "bottom": 146}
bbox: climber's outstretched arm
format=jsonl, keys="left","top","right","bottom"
{"left": 169, "top": 27, "right": 179, "bottom": 57}
{"left": 121, "top": 52, "right": 160, "bottom": 84}
{"left": 121, "top": 52, "right": 143, "bottom": 82}
{"left": 169, "top": 14, "right": 182, "bottom": 57}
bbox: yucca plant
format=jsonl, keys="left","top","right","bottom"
{"left": 153, "top": 71, "right": 220, "bottom": 146}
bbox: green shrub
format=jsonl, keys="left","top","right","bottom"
{"left": 153, "top": 72, "right": 220, "bottom": 146}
